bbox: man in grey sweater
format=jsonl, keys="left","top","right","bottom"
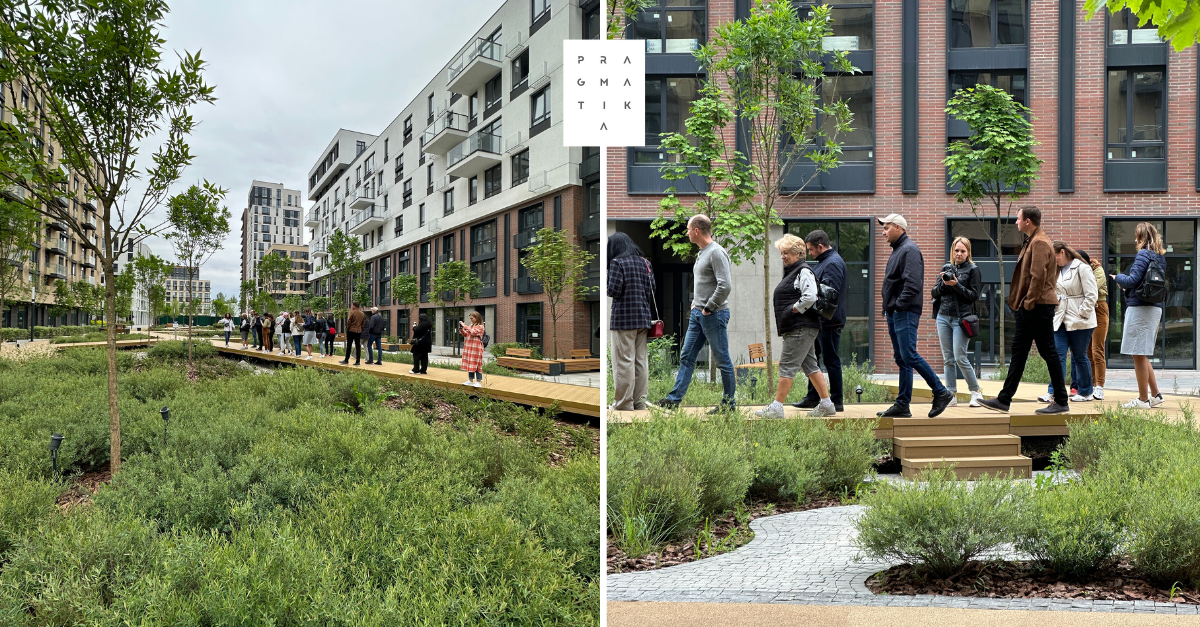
{"left": 653, "top": 214, "right": 737, "bottom": 413}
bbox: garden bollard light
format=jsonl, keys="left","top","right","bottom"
{"left": 750, "top": 375, "right": 758, "bottom": 403}
{"left": 856, "top": 385, "right": 863, "bottom": 403}
{"left": 161, "top": 407, "right": 170, "bottom": 446}
{"left": 49, "top": 433, "right": 64, "bottom": 472}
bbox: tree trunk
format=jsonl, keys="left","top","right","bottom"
{"left": 550, "top": 300, "right": 559, "bottom": 360}
{"left": 103, "top": 254, "right": 121, "bottom": 475}
{"left": 763, "top": 217, "right": 776, "bottom": 397}
{"left": 187, "top": 268, "right": 194, "bottom": 364}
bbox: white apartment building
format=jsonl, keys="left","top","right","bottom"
{"left": 306, "top": 0, "right": 602, "bottom": 353}
{"left": 166, "top": 266, "right": 212, "bottom": 316}
{"left": 240, "top": 180, "right": 305, "bottom": 288}
{"left": 112, "top": 241, "right": 155, "bottom": 327}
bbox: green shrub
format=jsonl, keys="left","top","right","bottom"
{"left": 0, "top": 470, "right": 62, "bottom": 562}
{"left": 817, "top": 420, "right": 879, "bottom": 494}
{"left": 854, "top": 466, "right": 1026, "bottom": 578}
{"left": 147, "top": 339, "right": 217, "bottom": 360}
{"left": 1016, "top": 480, "right": 1123, "bottom": 580}
{"left": 607, "top": 461, "right": 700, "bottom": 557}
{"left": 746, "top": 420, "right": 823, "bottom": 501}
{"left": 1124, "top": 466, "right": 1200, "bottom": 588}
{"left": 122, "top": 368, "right": 187, "bottom": 403}
{"left": 840, "top": 357, "right": 892, "bottom": 403}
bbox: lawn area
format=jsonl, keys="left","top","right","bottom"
{"left": 0, "top": 342, "right": 599, "bottom": 624}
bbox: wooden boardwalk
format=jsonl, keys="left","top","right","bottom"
{"left": 212, "top": 342, "right": 601, "bottom": 418}
{"left": 51, "top": 338, "right": 158, "bottom": 350}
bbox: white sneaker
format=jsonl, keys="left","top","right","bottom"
{"left": 471, "top": 381, "right": 482, "bottom": 388}
{"left": 304, "top": 356, "right": 312, "bottom": 361}
{"left": 1038, "top": 393, "right": 1053, "bottom": 403}
{"left": 1122, "top": 398, "right": 1151, "bottom": 409}
{"left": 808, "top": 399, "right": 837, "bottom": 417}
{"left": 1070, "top": 394, "right": 1093, "bottom": 402}
{"left": 969, "top": 391, "right": 984, "bottom": 407}
{"left": 754, "top": 403, "right": 786, "bottom": 419}
{"left": 1092, "top": 386, "right": 1104, "bottom": 400}
{"left": 462, "top": 380, "right": 473, "bottom": 386}
{"left": 947, "top": 396, "right": 959, "bottom": 407}
{"left": 1150, "top": 393, "right": 1166, "bottom": 407}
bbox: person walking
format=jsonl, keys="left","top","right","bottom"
{"left": 341, "top": 303, "right": 365, "bottom": 366}
{"left": 302, "top": 308, "right": 318, "bottom": 359}
{"left": 980, "top": 206, "right": 1069, "bottom": 414}
{"left": 263, "top": 313, "right": 275, "bottom": 353}
{"left": 279, "top": 312, "right": 292, "bottom": 355}
{"left": 877, "top": 214, "right": 955, "bottom": 418}
{"left": 291, "top": 310, "right": 304, "bottom": 356}
{"left": 932, "top": 236, "right": 984, "bottom": 407}
{"left": 323, "top": 313, "right": 336, "bottom": 359}
{"left": 1038, "top": 242, "right": 1098, "bottom": 403}
{"left": 239, "top": 313, "right": 250, "bottom": 349}
{"left": 1113, "top": 222, "right": 1168, "bottom": 409}
{"left": 606, "top": 232, "right": 655, "bottom": 412}
{"left": 252, "top": 311, "right": 263, "bottom": 350}
{"left": 1076, "top": 250, "right": 1109, "bottom": 399}
{"left": 793, "top": 229, "right": 848, "bottom": 411}
{"left": 221, "top": 313, "right": 234, "bottom": 347}
{"left": 652, "top": 214, "right": 736, "bottom": 413}
{"left": 457, "top": 311, "right": 486, "bottom": 387}
{"left": 366, "top": 306, "right": 386, "bottom": 365}
{"left": 411, "top": 313, "right": 432, "bottom": 374}
{"left": 756, "top": 234, "right": 836, "bottom": 419}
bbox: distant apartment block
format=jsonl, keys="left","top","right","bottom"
{"left": 240, "top": 180, "right": 304, "bottom": 289}
{"left": 166, "top": 266, "right": 212, "bottom": 316}
{"left": 264, "top": 243, "right": 312, "bottom": 299}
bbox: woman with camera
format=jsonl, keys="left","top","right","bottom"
{"left": 1039, "top": 241, "right": 1098, "bottom": 403}
{"left": 932, "top": 236, "right": 984, "bottom": 407}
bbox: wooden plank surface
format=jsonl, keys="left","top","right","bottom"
{"left": 51, "top": 339, "right": 157, "bottom": 350}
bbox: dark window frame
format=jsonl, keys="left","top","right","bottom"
{"left": 628, "top": 2, "right": 707, "bottom": 54}
{"left": 947, "top": 0, "right": 1029, "bottom": 49}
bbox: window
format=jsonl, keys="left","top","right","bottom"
{"left": 643, "top": 77, "right": 700, "bottom": 147}
{"left": 949, "top": 71, "right": 1027, "bottom": 105}
{"left": 533, "top": 0, "right": 551, "bottom": 20}
{"left": 404, "top": 115, "right": 413, "bottom": 144}
{"left": 948, "top": 0, "right": 1027, "bottom": 48}
{"left": 1109, "top": 8, "right": 1162, "bottom": 44}
{"left": 427, "top": 94, "right": 435, "bottom": 123}
{"left": 485, "top": 73, "right": 503, "bottom": 111}
{"left": 472, "top": 221, "right": 497, "bottom": 258}
{"left": 419, "top": 203, "right": 425, "bottom": 226}
{"left": 427, "top": 163, "right": 435, "bottom": 194}
{"left": 484, "top": 164, "right": 503, "bottom": 198}
{"left": 1106, "top": 69, "right": 1164, "bottom": 160}
{"left": 518, "top": 203, "right": 543, "bottom": 233}
{"left": 473, "top": 258, "right": 497, "bottom": 292}
{"left": 383, "top": 138, "right": 389, "bottom": 162}
{"left": 394, "top": 215, "right": 404, "bottom": 236}
{"left": 356, "top": 140, "right": 366, "bottom": 156}
{"left": 420, "top": 242, "right": 431, "bottom": 300}
{"left": 584, "top": 4, "right": 602, "bottom": 39}
{"left": 531, "top": 86, "right": 551, "bottom": 127}
{"left": 395, "top": 153, "right": 404, "bottom": 183}
{"left": 444, "top": 189, "right": 454, "bottom": 216}
{"left": 630, "top": 1, "right": 706, "bottom": 53}
{"left": 794, "top": 0, "right": 874, "bottom": 50}
{"left": 512, "top": 50, "right": 530, "bottom": 91}
{"left": 403, "top": 179, "right": 413, "bottom": 207}
{"left": 442, "top": 234, "right": 456, "bottom": 262}
{"left": 470, "top": 92, "right": 479, "bottom": 124}
{"left": 469, "top": 176, "right": 479, "bottom": 204}
{"left": 512, "top": 150, "right": 530, "bottom": 186}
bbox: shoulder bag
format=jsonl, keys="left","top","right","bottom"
{"left": 644, "top": 259, "right": 664, "bottom": 339}
{"left": 957, "top": 266, "right": 980, "bottom": 338}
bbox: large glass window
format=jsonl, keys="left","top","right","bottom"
{"left": 512, "top": 150, "right": 530, "bottom": 186}
{"left": 949, "top": 71, "right": 1027, "bottom": 105}
{"left": 484, "top": 164, "right": 503, "bottom": 198}
{"left": 485, "top": 73, "right": 503, "bottom": 110}
{"left": 1106, "top": 219, "right": 1196, "bottom": 369}
{"left": 644, "top": 77, "right": 700, "bottom": 147}
{"left": 795, "top": 0, "right": 874, "bottom": 50}
{"left": 784, "top": 219, "right": 872, "bottom": 365}
{"left": 809, "top": 74, "right": 874, "bottom": 161}
{"left": 1109, "top": 8, "right": 1162, "bottom": 44}
{"left": 631, "top": 1, "right": 706, "bottom": 54}
{"left": 1106, "top": 69, "right": 1164, "bottom": 160}
{"left": 949, "top": 0, "right": 1027, "bottom": 48}
{"left": 531, "top": 86, "right": 551, "bottom": 126}
{"left": 472, "top": 221, "right": 497, "bottom": 257}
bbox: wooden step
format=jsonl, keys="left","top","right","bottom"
{"left": 894, "top": 434, "right": 1021, "bottom": 460}
{"left": 892, "top": 415, "right": 1011, "bottom": 438}
{"left": 901, "top": 455, "right": 1032, "bottom": 480}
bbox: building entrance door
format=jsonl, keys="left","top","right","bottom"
{"left": 517, "top": 302, "right": 543, "bottom": 354}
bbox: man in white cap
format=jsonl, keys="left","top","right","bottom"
{"left": 877, "top": 214, "right": 955, "bottom": 418}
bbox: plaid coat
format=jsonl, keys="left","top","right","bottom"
{"left": 459, "top": 323, "right": 485, "bottom": 372}
{"left": 607, "top": 255, "right": 656, "bottom": 330}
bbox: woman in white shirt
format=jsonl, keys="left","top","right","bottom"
{"left": 1039, "top": 241, "right": 1098, "bottom": 403}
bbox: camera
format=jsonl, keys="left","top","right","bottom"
{"left": 942, "top": 271, "right": 955, "bottom": 282}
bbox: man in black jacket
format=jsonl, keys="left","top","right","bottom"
{"left": 794, "top": 229, "right": 847, "bottom": 412}
{"left": 878, "top": 214, "right": 955, "bottom": 418}
{"left": 366, "top": 306, "right": 386, "bottom": 365}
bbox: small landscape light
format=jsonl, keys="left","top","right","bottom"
{"left": 856, "top": 385, "right": 863, "bottom": 403}
{"left": 49, "top": 433, "right": 64, "bottom": 472}
{"left": 160, "top": 406, "right": 170, "bottom": 425}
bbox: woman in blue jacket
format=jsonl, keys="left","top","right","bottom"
{"left": 1112, "top": 222, "right": 1167, "bottom": 409}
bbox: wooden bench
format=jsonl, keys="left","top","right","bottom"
{"left": 115, "top": 324, "right": 128, "bottom": 335}
{"left": 496, "top": 348, "right": 564, "bottom": 376}
{"left": 556, "top": 348, "right": 600, "bottom": 373}
{"left": 733, "top": 342, "right": 777, "bottom": 380}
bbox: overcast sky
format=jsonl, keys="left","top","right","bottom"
{"left": 139, "top": 0, "right": 502, "bottom": 300}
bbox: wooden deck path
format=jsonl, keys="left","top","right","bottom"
{"left": 51, "top": 338, "right": 157, "bottom": 350}
{"left": 212, "top": 342, "right": 601, "bottom": 418}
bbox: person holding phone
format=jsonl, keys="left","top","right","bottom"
{"left": 457, "top": 311, "right": 486, "bottom": 387}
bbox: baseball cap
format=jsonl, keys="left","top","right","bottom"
{"left": 877, "top": 214, "right": 908, "bottom": 230}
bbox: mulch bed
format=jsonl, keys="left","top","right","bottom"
{"left": 56, "top": 469, "right": 112, "bottom": 514}
{"left": 867, "top": 559, "right": 1200, "bottom": 605}
{"left": 607, "top": 495, "right": 846, "bottom": 574}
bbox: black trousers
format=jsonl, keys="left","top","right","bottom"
{"left": 802, "top": 326, "right": 844, "bottom": 406}
{"left": 998, "top": 304, "right": 1068, "bottom": 406}
{"left": 345, "top": 332, "right": 361, "bottom": 362}
{"left": 413, "top": 350, "right": 429, "bottom": 373}
{"left": 322, "top": 333, "right": 334, "bottom": 355}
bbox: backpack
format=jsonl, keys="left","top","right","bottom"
{"left": 1135, "top": 255, "right": 1169, "bottom": 304}
{"left": 481, "top": 332, "right": 491, "bottom": 348}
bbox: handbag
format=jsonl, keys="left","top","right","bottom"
{"left": 960, "top": 314, "right": 980, "bottom": 338}
{"left": 644, "top": 259, "right": 664, "bottom": 339}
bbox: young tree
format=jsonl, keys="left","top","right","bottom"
{"left": 211, "top": 292, "right": 234, "bottom": 316}
{"left": 326, "top": 229, "right": 364, "bottom": 324}
{"left": 165, "top": 182, "right": 230, "bottom": 363}
{"left": 431, "top": 260, "right": 482, "bottom": 356}
{"left": 252, "top": 289, "right": 276, "bottom": 317}
{"left": 131, "top": 253, "right": 172, "bottom": 328}
{"left": 113, "top": 272, "right": 135, "bottom": 324}
{"left": 0, "top": 199, "right": 39, "bottom": 326}
{"left": 521, "top": 227, "right": 596, "bottom": 360}
{"left": 147, "top": 284, "right": 167, "bottom": 325}
{"left": 944, "top": 84, "right": 1043, "bottom": 369}
{"left": 280, "top": 293, "right": 302, "bottom": 316}
{"left": 652, "top": 0, "right": 855, "bottom": 393}
{"left": 1086, "top": 0, "right": 1200, "bottom": 50}
{"left": 309, "top": 295, "right": 329, "bottom": 316}
{"left": 70, "top": 280, "right": 98, "bottom": 323}
{"left": 239, "top": 279, "right": 256, "bottom": 315}
{"left": 352, "top": 281, "right": 372, "bottom": 310}
{"left": 0, "top": 0, "right": 215, "bottom": 474}
{"left": 391, "top": 273, "right": 419, "bottom": 340}
{"left": 606, "top": 0, "right": 655, "bottom": 39}
{"left": 49, "top": 278, "right": 74, "bottom": 321}
{"left": 256, "top": 251, "right": 291, "bottom": 304}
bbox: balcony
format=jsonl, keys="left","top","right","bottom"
{"left": 82, "top": 200, "right": 96, "bottom": 211}
{"left": 447, "top": 37, "right": 503, "bottom": 96}
{"left": 579, "top": 214, "right": 600, "bottom": 238}
{"left": 435, "top": 175, "right": 457, "bottom": 193}
{"left": 5, "top": 250, "right": 26, "bottom": 267}
{"left": 305, "top": 208, "right": 320, "bottom": 228}
{"left": 310, "top": 241, "right": 328, "bottom": 258}
{"left": 45, "top": 263, "right": 67, "bottom": 281}
{"left": 48, "top": 238, "right": 68, "bottom": 257}
{"left": 348, "top": 187, "right": 375, "bottom": 210}
{"left": 348, "top": 205, "right": 388, "bottom": 235}
{"left": 85, "top": 275, "right": 95, "bottom": 286}
{"left": 446, "top": 131, "right": 502, "bottom": 180}
{"left": 514, "top": 229, "right": 541, "bottom": 250}
{"left": 421, "top": 111, "right": 471, "bottom": 155}
{"left": 47, "top": 220, "right": 67, "bottom": 232}
{"left": 81, "top": 215, "right": 96, "bottom": 230}
{"left": 528, "top": 162, "right": 579, "bottom": 193}
{"left": 514, "top": 276, "right": 543, "bottom": 294}
{"left": 81, "top": 253, "right": 96, "bottom": 268}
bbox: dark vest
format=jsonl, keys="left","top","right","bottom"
{"left": 774, "top": 261, "right": 821, "bottom": 335}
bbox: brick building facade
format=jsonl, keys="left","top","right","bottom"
{"left": 607, "top": 0, "right": 1199, "bottom": 372}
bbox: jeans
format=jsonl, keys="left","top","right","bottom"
{"left": 366, "top": 334, "right": 382, "bottom": 362}
{"left": 886, "top": 310, "right": 947, "bottom": 405}
{"left": 224, "top": 331, "right": 231, "bottom": 346}
{"left": 253, "top": 328, "right": 262, "bottom": 348}
{"left": 801, "top": 326, "right": 843, "bottom": 406}
{"left": 936, "top": 314, "right": 980, "bottom": 394}
{"left": 1052, "top": 327, "right": 1094, "bottom": 397}
{"left": 345, "top": 332, "right": 361, "bottom": 362}
{"left": 998, "top": 304, "right": 1067, "bottom": 406}
{"left": 666, "top": 308, "right": 736, "bottom": 406}
{"left": 293, "top": 334, "right": 303, "bottom": 355}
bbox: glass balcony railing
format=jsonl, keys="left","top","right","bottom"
{"left": 348, "top": 205, "right": 388, "bottom": 232}
{"left": 447, "top": 132, "right": 502, "bottom": 168}
{"left": 448, "top": 38, "right": 503, "bottom": 83}
{"left": 421, "top": 111, "right": 470, "bottom": 147}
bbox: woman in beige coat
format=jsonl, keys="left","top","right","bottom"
{"left": 1039, "top": 241, "right": 1098, "bottom": 403}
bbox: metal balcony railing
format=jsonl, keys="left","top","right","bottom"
{"left": 421, "top": 111, "right": 470, "bottom": 146}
